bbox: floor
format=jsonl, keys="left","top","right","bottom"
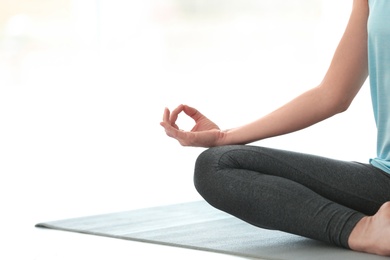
{"left": 0, "top": 1, "right": 378, "bottom": 259}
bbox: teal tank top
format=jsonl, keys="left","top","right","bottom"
{"left": 368, "top": 0, "right": 390, "bottom": 173}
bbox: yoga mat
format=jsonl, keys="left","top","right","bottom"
{"left": 36, "top": 200, "right": 386, "bottom": 260}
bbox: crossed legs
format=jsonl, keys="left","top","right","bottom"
{"left": 194, "top": 145, "right": 390, "bottom": 252}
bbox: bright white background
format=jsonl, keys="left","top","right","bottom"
{"left": 0, "top": 0, "right": 376, "bottom": 259}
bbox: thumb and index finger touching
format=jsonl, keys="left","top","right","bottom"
{"left": 160, "top": 104, "right": 196, "bottom": 142}
{"left": 161, "top": 104, "right": 202, "bottom": 126}
{"left": 160, "top": 104, "right": 203, "bottom": 139}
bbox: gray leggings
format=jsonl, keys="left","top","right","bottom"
{"left": 194, "top": 145, "right": 390, "bottom": 248}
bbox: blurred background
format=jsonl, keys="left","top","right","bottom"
{"left": 0, "top": 0, "right": 376, "bottom": 259}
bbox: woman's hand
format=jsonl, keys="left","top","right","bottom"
{"left": 160, "top": 104, "right": 225, "bottom": 147}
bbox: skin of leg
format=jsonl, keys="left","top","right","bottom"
{"left": 349, "top": 202, "right": 390, "bottom": 256}
{"left": 194, "top": 145, "right": 390, "bottom": 251}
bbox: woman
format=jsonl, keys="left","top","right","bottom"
{"left": 160, "top": 0, "right": 390, "bottom": 256}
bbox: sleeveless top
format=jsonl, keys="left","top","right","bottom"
{"left": 368, "top": 0, "right": 390, "bottom": 173}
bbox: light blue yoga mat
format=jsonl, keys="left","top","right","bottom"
{"left": 36, "top": 200, "right": 386, "bottom": 260}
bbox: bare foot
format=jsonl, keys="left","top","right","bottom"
{"left": 348, "top": 201, "right": 390, "bottom": 256}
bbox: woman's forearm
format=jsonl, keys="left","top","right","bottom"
{"left": 223, "top": 85, "right": 345, "bottom": 145}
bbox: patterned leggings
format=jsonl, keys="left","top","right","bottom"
{"left": 194, "top": 145, "right": 390, "bottom": 248}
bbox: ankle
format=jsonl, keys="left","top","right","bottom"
{"left": 348, "top": 216, "right": 371, "bottom": 252}
{"left": 348, "top": 202, "right": 390, "bottom": 256}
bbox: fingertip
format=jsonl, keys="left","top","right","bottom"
{"left": 160, "top": 122, "right": 169, "bottom": 128}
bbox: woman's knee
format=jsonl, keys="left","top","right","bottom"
{"left": 193, "top": 145, "right": 242, "bottom": 199}
{"left": 194, "top": 147, "right": 216, "bottom": 194}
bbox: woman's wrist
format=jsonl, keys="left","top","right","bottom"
{"left": 219, "top": 128, "right": 247, "bottom": 146}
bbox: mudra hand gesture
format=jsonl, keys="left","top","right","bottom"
{"left": 160, "top": 104, "right": 224, "bottom": 147}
